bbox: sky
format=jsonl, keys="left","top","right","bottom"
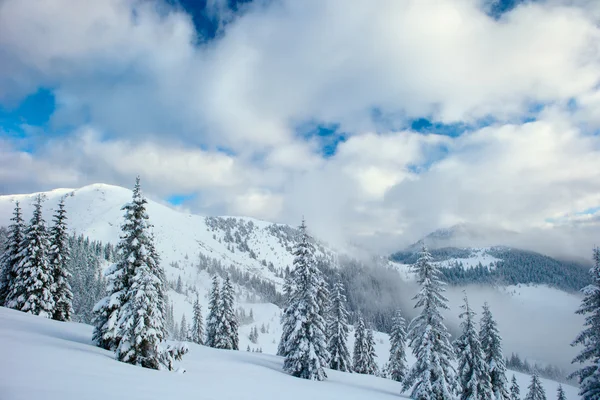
{"left": 2, "top": 0, "right": 600, "bottom": 255}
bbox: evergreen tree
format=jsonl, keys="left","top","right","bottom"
{"left": 215, "top": 275, "right": 239, "bottom": 350}
{"left": 180, "top": 314, "right": 189, "bottom": 341}
{"left": 205, "top": 276, "right": 221, "bottom": 347}
{"left": 455, "top": 294, "right": 492, "bottom": 400}
{"left": 327, "top": 280, "right": 352, "bottom": 372}
{"left": 353, "top": 317, "right": 378, "bottom": 375}
{"left": 571, "top": 247, "right": 600, "bottom": 400}
{"left": 281, "top": 219, "right": 329, "bottom": 381}
{"left": 524, "top": 372, "right": 546, "bottom": 400}
{"left": 48, "top": 197, "right": 73, "bottom": 321}
{"left": 403, "top": 244, "right": 456, "bottom": 400}
{"left": 0, "top": 201, "right": 25, "bottom": 306}
{"left": 113, "top": 177, "right": 167, "bottom": 369}
{"left": 556, "top": 385, "right": 565, "bottom": 400}
{"left": 388, "top": 309, "right": 408, "bottom": 383}
{"left": 480, "top": 303, "right": 510, "bottom": 400}
{"left": 510, "top": 375, "right": 521, "bottom": 400}
{"left": 277, "top": 270, "right": 295, "bottom": 356}
{"left": 7, "top": 195, "right": 55, "bottom": 317}
{"left": 191, "top": 295, "right": 204, "bottom": 345}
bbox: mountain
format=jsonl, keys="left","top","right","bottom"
{"left": 393, "top": 225, "right": 591, "bottom": 293}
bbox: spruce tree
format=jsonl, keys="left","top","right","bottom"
{"left": 571, "top": 247, "right": 600, "bottom": 400}
{"left": 480, "top": 303, "right": 510, "bottom": 400}
{"left": 524, "top": 372, "right": 546, "bottom": 400}
{"left": 113, "top": 177, "right": 167, "bottom": 369}
{"left": 556, "top": 385, "right": 566, "bottom": 400}
{"left": 353, "top": 317, "right": 378, "bottom": 375}
{"left": 327, "top": 280, "right": 352, "bottom": 372}
{"left": 180, "top": 314, "right": 189, "bottom": 341}
{"left": 277, "top": 270, "right": 295, "bottom": 356}
{"left": 205, "top": 276, "right": 221, "bottom": 347}
{"left": 388, "top": 309, "right": 408, "bottom": 382}
{"left": 510, "top": 375, "right": 521, "bottom": 400}
{"left": 215, "top": 275, "right": 239, "bottom": 350}
{"left": 281, "top": 219, "right": 329, "bottom": 380}
{"left": 48, "top": 197, "right": 73, "bottom": 321}
{"left": 403, "top": 244, "right": 456, "bottom": 400}
{"left": 455, "top": 294, "right": 492, "bottom": 400}
{"left": 7, "top": 195, "right": 55, "bottom": 317}
{"left": 191, "top": 295, "right": 204, "bottom": 345}
{"left": 0, "top": 201, "right": 25, "bottom": 306}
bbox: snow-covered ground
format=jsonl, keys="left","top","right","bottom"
{"left": 0, "top": 307, "right": 580, "bottom": 400}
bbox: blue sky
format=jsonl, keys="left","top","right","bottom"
{"left": 1, "top": 0, "right": 599, "bottom": 253}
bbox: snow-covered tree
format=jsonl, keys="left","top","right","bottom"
{"left": 353, "top": 317, "right": 378, "bottom": 375}
{"left": 113, "top": 177, "right": 168, "bottom": 369}
{"left": 327, "top": 280, "right": 352, "bottom": 372}
{"left": 0, "top": 201, "right": 25, "bottom": 306}
{"left": 510, "top": 375, "right": 520, "bottom": 400}
{"left": 403, "top": 244, "right": 456, "bottom": 400}
{"left": 455, "top": 294, "right": 492, "bottom": 400}
{"left": 277, "top": 270, "right": 295, "bottom": 357}
{"left": 281, "top": 219, "right": 329, "bottom": 381}
{"left": 524, "top": 372, "right": 546, "bottom": 400}
{"left": 191, "top": 295, "right": 204, "bottom": 345}
{"left": 480, "top": 303, "right": 510, "bottom": 400}
{"left": 215, "top": 275, "right": 239, "bottom": 350}
{"left": 388, "top": 309, "right": 408, "bottom": 382}
{"left": 571, "top": 247, "right": 600, "bottom": 400}
{"left": 556, "top": 385, "right": 565, "bottom": 400}
{"left": 205, "top": 276, "right": 221, "bottom": 347}
{"left": 180, "top": 314, "right": 189, "bottom": 341}
{"left": 48, "top": 197, "right": 73, "bottom": 321}
{"left": 7, "top": 195, "right": 55, "bottom": 317}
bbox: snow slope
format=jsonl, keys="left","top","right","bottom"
{"left": 0, "top": 307, "right": 580, "bottom": 400}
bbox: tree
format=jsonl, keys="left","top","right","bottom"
{"left": 215, "top": 275, "right": 239, "bottom": 350}
{"left": 0, "top": 201, "right": 25, "bottom": 306}
{"left": 113, "top": 177, "right": 168, "bottom": 369}
{"left": 524, "top": 372, "right": 546, "bottom": 400}
{"left": 556, "top": 385, "right": 565, "bottom": 400}
{"left": 353, "top": 317, "right": 378, "bottom": 375}
{"left": 281, "top": 219, "right": 329, "bottom": 380}
{"left": 480, "top": 303, "right": 510, "bottom": 400}
{"left": 510, "top": 375, "right": 520, "bottom": 400}
{"left": 388, "top": 309, "right": 408, "bottom": 382}
{"left": 180, "top": 314, "right": 189, "bottom": 341}
{"left": 571, "top": 247, "right": 600, "bottom": 400}
{"left": 327, "top": 280, "right": 352, "bottom": 372}
{"left": 277, "top": 270, "right": 295, "bottom": 356}
{"left": 48, "top": 197, "right": 73, "bottom": 321}
{"left": 205, "top": 276, "right": 221, "bottom": 347}
{"left": 191, "top": 295, "right": 204, "bottom": 345}
{"left": 455, "top": 294, "right": 492, "bottom": 400}
{"left": 7, "top": 195, "right": 55, "bottom": 317}
{"left": 403, "top": 244, "right": 456, "bottom": 400}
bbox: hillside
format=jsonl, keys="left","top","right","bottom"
{"left": 0, "top": 307, "right": 580, "bottom": 400}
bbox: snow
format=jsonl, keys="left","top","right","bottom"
{"left": 0, "top": 307, "right": 580, "bottom": 400}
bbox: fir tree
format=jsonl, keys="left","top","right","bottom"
{"left": 113, "top": 177, "right": 168, "bottom": 369}
{"left": 524, "top": 372, "right": 546, "bottom": 400}
{"left": 510, "top": 375, "right": 521, "bottom": 400}
{"left": 281, "top": 219, "right": 329, "bottom": 381}
{"left": 327, "top": 280, "right": 352, "bottom": 372}
{"left": 205, "top": 276, "right": 221, "bottom": 347}
{"left": 277, "top": 270, "right": 295, "bottom": 356}
{"left": 353, "top": 317, "right": 378, "bottom": 375}
{"left": 214, "top": 275, "right": 239, "bottom": 350}
{"left": 480, "top": 303, "right": 510, "bottom": 400}
{"left": 0, "top": 201, "right": 25, "bottom": 306}
{"left": 388, "top": 309, "right": 408, "bottom": 383}
{"left": 455, "top": 294, "right": 492, "bottom": 400}
{"left": 191, "top": 295, "right": 204, "bottom": 345}
{"left": 48, "top": 197, "right": 73, "bottom": 321}
{"left": 180, "top": 314, "right": 189, "bottom": 341}
{"left": 571, "top": 247, "right": 600, "bottom": 400}
{"left": 556, "top": 385, "right": 566, "bottom": 400}
{"left": 7, "top": 195, "right": 55, "bottom": 317}
{"left": 403, "top": 244, "right": 456, "bottom": 400}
